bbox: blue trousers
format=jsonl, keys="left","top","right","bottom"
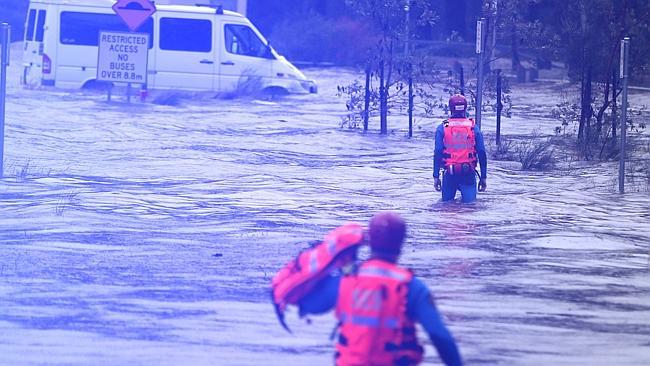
{"left": 442, "top": 172, "right": 477, "bottom": 203}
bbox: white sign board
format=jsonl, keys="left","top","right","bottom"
{"left": 97, "top": 31, "right": 149, "bottom": 84}
{"left": 620, "top": 38, "right": 629, "bottom": 79}
{"left": 476, "top": 20, "right": 483, "bottom": 54}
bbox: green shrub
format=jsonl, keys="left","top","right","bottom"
{"left": 487, "top": 136, "right": 517, "bottom": 161}
{"left": 152, "top": 92, "right": 184, "bottom": 106}
{"left": 515, "top": 138, "right": 556, "bottom": 171}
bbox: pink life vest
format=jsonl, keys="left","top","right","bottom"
{"left": 442, "top": 118, "right": 477, "bottom": 175}
{"left": 335, "top": 259, "right": 423, "bottom": 366}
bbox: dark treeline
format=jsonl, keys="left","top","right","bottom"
{"left": 0, "top": 0, "right": 30, "bottom": 41}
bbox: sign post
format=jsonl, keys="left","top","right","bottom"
{"left": 619, "top": 37, "right": 630, "bottom": 194}
{"left": 104, "top": 0, "right": 155, "bottom": 102}
{"left": 97, "top": 31, "right": 150, "bottom": 102}
{"left": 0, "top": 23, "right": 10, "bottom": 178}
{"left": 476, "top": 18, "right": 485, "bottom": 130}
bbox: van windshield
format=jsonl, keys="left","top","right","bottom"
{"left": 60, "top": 12, "right": 154, "bottom": 48}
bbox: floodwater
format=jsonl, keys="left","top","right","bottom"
{"left": 1, "top": 44, "right": 649, "bottom": 365}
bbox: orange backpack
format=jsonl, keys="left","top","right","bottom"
{"left": 271, "top": 223, "right": 365, "bottom": 332}
{"left": 442, "top": 118, "right": 477, "bottom": 175}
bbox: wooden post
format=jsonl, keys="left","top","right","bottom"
{"left": 459, "top": 65, "right": 465, "bottom": 96}
{"left": 408, "top": 72, "right": 413, "bottom": 138}
{"left": 496, "top": 69, "right": 502, "bottom": 147}
{"left": 364, "top": 65, "right": 370, "bottom": 131}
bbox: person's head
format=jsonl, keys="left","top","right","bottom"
{"left": 449, "top": 94, "right": 467, "bottom": 118}
{"left": 368, "top": 211, "right": 406, "bottom": 262}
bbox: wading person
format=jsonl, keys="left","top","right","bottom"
{"left": 433, "top": 94, "right": 487, "bottom": 203}
{"left": 271, "top": 212, "right": 463, "bottom": 366}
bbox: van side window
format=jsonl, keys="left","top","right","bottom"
{"left": 35, "top": 10, "right": 46, "bottom": 42}
{"left": 25, "top": 9, "right": 36, "bottom": 41}
{"left": 60, "top": 12, "right": 154, "bottom": 48}
{"left": 160, "top": 18, "right": 212, "bottom": 52}
{"left": 224, "top": 24, "right": 272, "bottom": 59}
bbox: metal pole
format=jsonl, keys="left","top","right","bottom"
{"left": 408, "top": 75, "right": 413, "bottom": 138}
{"left": 619, "top": 37, "right": 630, "bottom": 194}
{"left": 496, "top": 69, "right": 502, "bottom": 147}
{"left": 405, "top": 0, "right": 412, "bottom": 138}
{"left": 363, "top": 65, "right": 370, "bottom": 131}
{"left": 476, "top": 18, "right": 485, "bottom": 129}
{"left": 127, "top": 82, "right": 132, "bottom": 103}
{"left": 459, "top": 65, "right": 465, "bottom": 96}
{"left": 0, "top": 23, "right": 10, "bottom": 178}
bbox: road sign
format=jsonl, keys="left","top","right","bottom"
{"left": 97, "top": 31, "right": 149, "bottom": 84}
{"left": 476, "top": 19, "right": 484, "bottom": 54}
{"left": 112, "top": 0, "right": 156, "bottom": 32}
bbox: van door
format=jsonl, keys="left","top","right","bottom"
{"left": 22, "top": 6, "right": 47, "bottom": 85}
{"left": 218, "top": 22, "right": 273, "bottom": 93}
{"left": 153, "top": 15, "right": 216, "bottom": 91}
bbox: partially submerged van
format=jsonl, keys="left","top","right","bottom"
{"left": 21, "top": 0, "right": 317, "bottom": 94}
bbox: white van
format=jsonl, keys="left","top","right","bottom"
{"left": 21, "top": 0, "right": 317, "bottom": 94}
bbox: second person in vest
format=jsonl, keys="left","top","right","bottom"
{"left": 298, "top": 212, "right": 463, "bottom": 366}
{"left": 433, "top": 94, "right": 488, "bottom": 203}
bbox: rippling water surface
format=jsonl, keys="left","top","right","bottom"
{"left": 1, "top": 46, "right": 649, "bottom": 365}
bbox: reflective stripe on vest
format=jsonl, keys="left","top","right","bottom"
{"left": 357, "top": 266, "right": 409, "bottom": 282}
{"left": 339, "top": 312, "right": 401, "bottom": 329}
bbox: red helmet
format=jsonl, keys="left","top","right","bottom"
{"left": 449, "top": 94, "right": 467, "bottom": 117}
{"left": 369, "top": 211, "right": 406, "bottom": 254}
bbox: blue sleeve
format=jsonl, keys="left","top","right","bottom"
{"left": 433, "top": 123, "right": 445, "bottom": 178}
{"left": 474, "top": 126, "right": 487, "bottom": 180}
{"left": 407, "top": 277, "right": 463, "bottom": 366}
{"left": 297, "top": 275, "right": 341, "bottom": 315}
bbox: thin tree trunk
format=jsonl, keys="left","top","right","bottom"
{"left": 490, "top": 1, "right": 498, "bottom": 63}
{"left": 584, "top": 67, "right": 593, "bottom": 157}
{"left": 379, "top": 59, "right": 387, "bottom": 134}
{"left": 511, "top": 24, "right": 520, "bottom": 71}
{"left": 611, "top": 69, "right": 617, "bottom": 141}
{"left": 364, "top": 64, "right": 371, "bottom": 131}
{"left": 578, "top": 68, "right": 586, "bottom": 141}
{"left": 384, "top": 41, "right": 394, "bottom": 133}
{"left": 595, "top": 76, "right": 611, "bottom": 141}
{"left": 578, "top": 0, "right": 588, "bottom": 144}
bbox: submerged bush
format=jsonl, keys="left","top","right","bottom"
{"left": 488, "top": 137, "right": 517, "bottom": 161}
{"left": 152, "top": 92, "right": 185, "bottom": 106}
{"left": 515, "top": 138, "right": 556, "bottom": 171}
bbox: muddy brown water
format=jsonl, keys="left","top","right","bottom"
{"left": 1, "top": 47, "right": 649, "bottom": 365}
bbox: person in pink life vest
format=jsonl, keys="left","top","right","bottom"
{"left": 433, "top": 94, "right": 488, "bottom": 203}
{"left": 271, "top": 212, "right": 463, "bottom": 366}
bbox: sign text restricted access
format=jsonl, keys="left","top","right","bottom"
{"left": 97, "top": 31, "right": 149, "bottom": 84}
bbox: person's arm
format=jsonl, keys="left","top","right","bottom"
{"left": 433, "top": 123, "right": 445, "bottom": 179}
{"left": 297, "top": 275, "right": 341, "bottom": 315}
{"left": 474, "top": 126, "right": 487, "bottom": 180}
{"left": 407, "top": 277, "right": 463, "bottom": 366}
